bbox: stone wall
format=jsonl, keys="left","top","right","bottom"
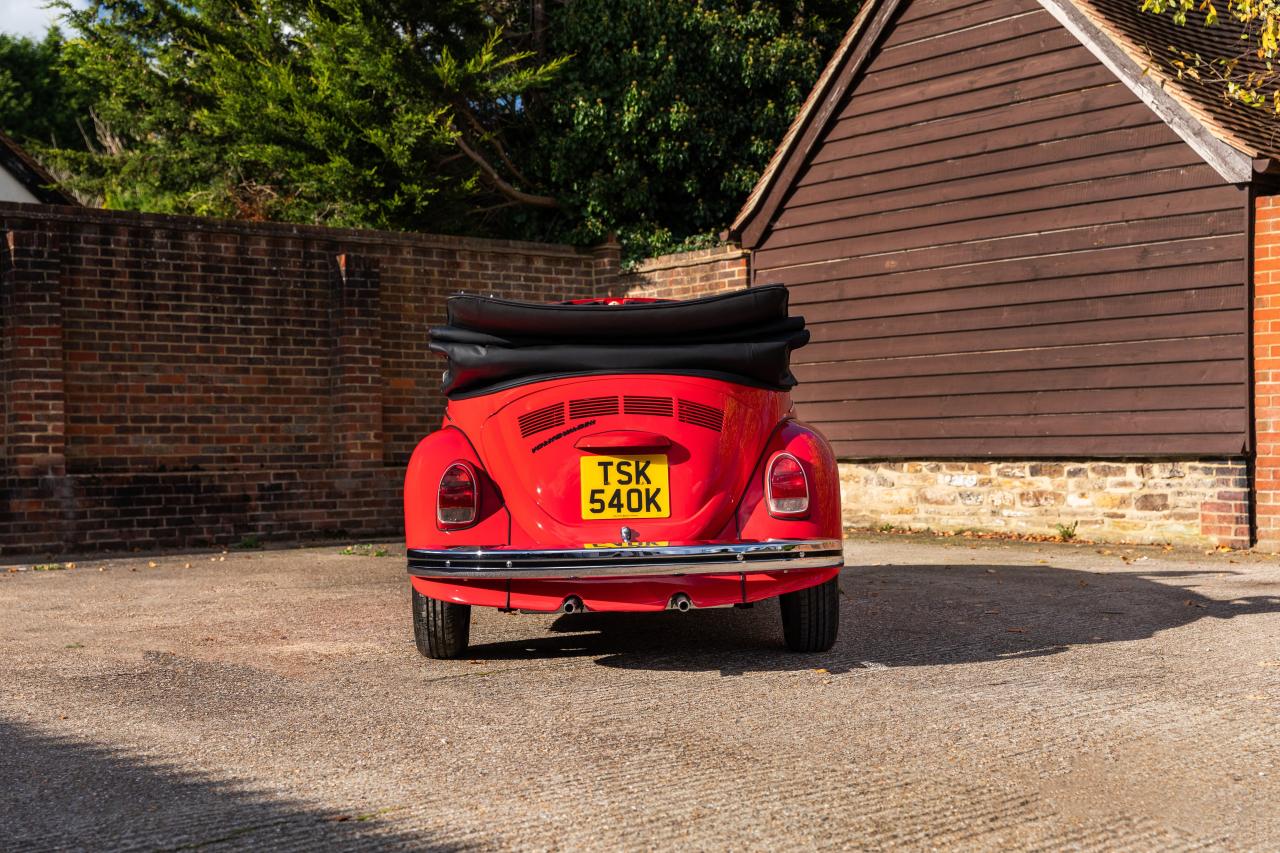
{"left": 839, "top": 459, "right": 1250, "bottom": 546}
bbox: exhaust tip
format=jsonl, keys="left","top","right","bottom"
{"left": 670, "top": 593, "right": 692, "bottom": 613}
{"left": 562, "top": 596, "right": 584, "bottom": 615}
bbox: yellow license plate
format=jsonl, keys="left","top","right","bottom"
{"left": 579, "top": 454, "right": 670, "bottom": 519}
{"left": 584, "top": 541, "right": 669, "bottom": 548}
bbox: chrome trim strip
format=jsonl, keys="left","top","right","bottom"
{"left": 406, "top": 538, "right": 843, "bottom": 579}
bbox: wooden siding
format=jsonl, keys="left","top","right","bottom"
{"left": 751, "top": 0, "right": 1250, "bottom": 459}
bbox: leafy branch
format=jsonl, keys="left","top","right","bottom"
{"left": 1142, "top": 0, "right": 1280, "bottom": 110}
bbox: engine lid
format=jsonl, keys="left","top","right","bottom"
{"left": 474, "top": 375, "right": 788, "bottom": 547}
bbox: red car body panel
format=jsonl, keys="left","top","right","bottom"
{"left": 405, "top": 372, "right": 841, "bottom": 613}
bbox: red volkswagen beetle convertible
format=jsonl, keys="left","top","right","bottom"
{"left": 404, "top": 286, "right": 843, "bottom": 658}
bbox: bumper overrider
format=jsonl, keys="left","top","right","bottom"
{"left": 406, "top": 539, "right": 844, "bottom": 580}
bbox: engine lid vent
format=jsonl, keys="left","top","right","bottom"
{"left": 678, "top": 399, "right": 724, "bottom": 432}
{"left": 568, "top": 396, "right": 619, "bottom": 419}
{"left": 623, "top": 395, "right": 674, "bottom": 417}
{"left": 518, "top": 402, "right": 566, "bottom": 438}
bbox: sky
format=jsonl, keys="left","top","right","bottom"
{"left": 1, "top": 0, "right": 86, "bottom": 39}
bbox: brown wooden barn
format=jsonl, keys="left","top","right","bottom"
{"left": 725, "top": 0, "right": 1280, "bottom": 547}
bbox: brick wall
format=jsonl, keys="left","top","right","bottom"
{"left": 1255, "top": 194, "right": 1280, "bottom": 549}
{"left": 2, "top": 196, "right": 1264, "bottom": 555}
{"left": 0, "top": 204, "right": 620, "bottom": 556}
{"left": 840, "top": 459, "right": 1250, "bottom": 546}
{"left": 603, "top": 244, "right": 749, "bottom": 299}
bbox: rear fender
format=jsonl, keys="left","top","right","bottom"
{"left": 404, "top": 427, "right": 510, "bottom": 549}
{"left": 736, "top": 419, "right": 841, "bottom": 541}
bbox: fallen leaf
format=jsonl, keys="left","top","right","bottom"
{"left": 148, "top": 561, "right": 157, "bottom": 568}
{"left": 1006, "top": 626, "right": 1028, "bottom": 633}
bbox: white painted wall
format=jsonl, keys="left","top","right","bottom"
{"left": 0, "top": 164, "right": 41, "bottom": 203}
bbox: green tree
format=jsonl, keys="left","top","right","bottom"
{"left": 0, "top": 29, "right": 92, "bottom": 148}
{"left": 38, "top": 0, "right": 853, "bottom": 255}
{"left": 51, "top": 0, "right": 565, "bottom": 225}
{"left": 530, "top": 0, "right": 851, "bottom": 257}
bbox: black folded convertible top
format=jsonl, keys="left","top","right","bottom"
{"left": 429, "top": 285, "right": 810, "bottom": 398}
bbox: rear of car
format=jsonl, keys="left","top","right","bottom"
{"left": 405, "top": 287, "right": 843, "bottom": 658}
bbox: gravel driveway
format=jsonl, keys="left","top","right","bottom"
{"left": 2, "top": 534, "right": 1278, "bottom": 851}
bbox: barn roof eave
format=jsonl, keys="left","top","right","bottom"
{"left": 726, "top": 0, "right": 908, "bottom": 250}
{"left": 1038, "top": 0, "right": 1252, "bottom": 183}
{"left": 0, "top": 130, "right": 79, "bottom": 207}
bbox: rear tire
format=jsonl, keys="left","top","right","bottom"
{"left": 412, "top": 587, "right": 471, "bottom": 659}
{"left": 780, "top": 576, "right": 840, "bottom": 652}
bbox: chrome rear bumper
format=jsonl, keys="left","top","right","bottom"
{"left": 406, "top": 539, "right": 843, "bottom": 580}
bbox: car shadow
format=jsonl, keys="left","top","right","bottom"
{"left": 461, "top": 563, "right": 1280, "bottom": 676}
{"left": 0, "top": 719, "right": 460, "bottom": 851}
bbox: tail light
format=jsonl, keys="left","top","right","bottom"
{"left": 437, "top": 461, "right": 479, "bottom": 529}
{"left": 766, "top": 452, "right": 809, "bottom": 518}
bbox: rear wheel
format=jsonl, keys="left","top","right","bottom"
{"left": 780, "top": 576, "right": 840, "bottom": 652}
{"left": 412, "top": 587, "right": 471, "bottom": 659}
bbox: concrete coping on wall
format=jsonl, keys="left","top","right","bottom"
{"left": 0, "top": 201, "right": 601, "bottom": 259}
{"left": 626, "top": 243, "right": 748, "bottom": 274}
